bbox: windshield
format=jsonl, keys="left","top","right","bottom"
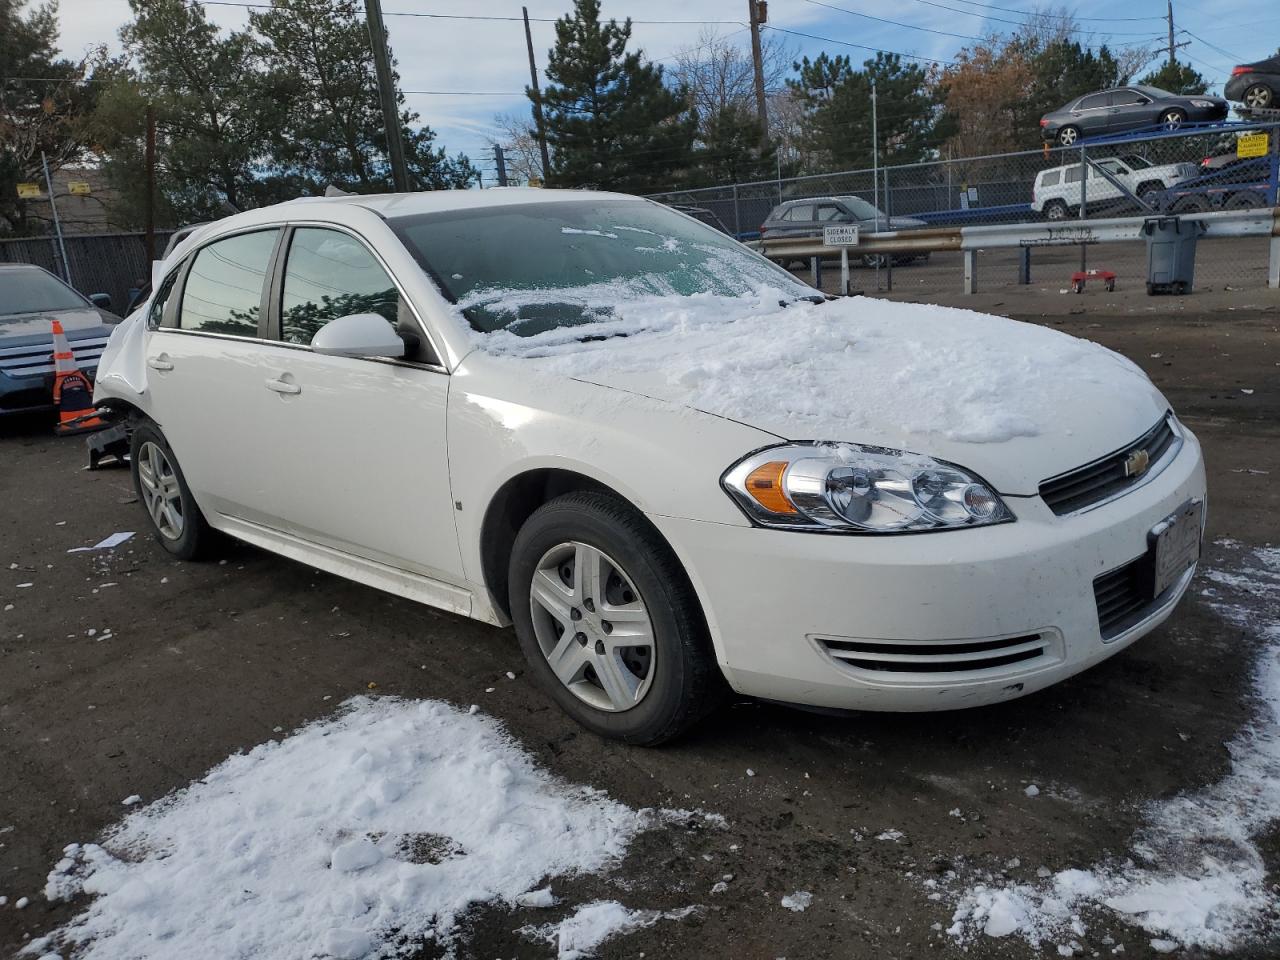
{"left": 0, "top": 267, "right": 87, "bottom": 316}
{"left": 389, "top": 198, "right": 811, "bottom": 337}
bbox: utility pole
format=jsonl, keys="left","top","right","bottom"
{"left": 747, "top": 0, "right": 769, "bottom": 149}
{"left": 40, "top": 151, "right": 70, "bottom": 285}
{"left": 494, "top": 145, "right": 508, "bottom": 187}
{"left": 144, "top": 104, "right": 156, "bottom": 263}
{"left": 1166, "top": 0, "right": 1175, "bottom": 65}
{"left": 523, "top": 6, "right": 552, "bottom": 183}
{"left": 364, "top": 0, "right": 410, "bottom": 192}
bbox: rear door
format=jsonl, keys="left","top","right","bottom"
{"left": 144, "top": 227, "right": 285, "bottom": 524}
{"left": 781, "top": 203, "right": 815, "bottom": 237}
{"left": 1072, "top": 92, "right": 1111, "bottom": 137}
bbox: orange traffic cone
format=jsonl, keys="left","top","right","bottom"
{"left": 51, "top": 319, "right": 106, "bottom": 436}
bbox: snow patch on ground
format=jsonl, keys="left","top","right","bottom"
{"left": 27, "top": 697, "right": 657, "bottom": 960}
{"left": 520, "top": 900, "right": 699, "bottom": 959}
{"left": 468, "top": 290, "right": 1153, "bottom": 445}
{"left": 947, "top": 547, "right": 1280, "bottom": 952}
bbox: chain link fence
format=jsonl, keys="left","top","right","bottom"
{"left": 0, "top": 230, "right": 175, "bottom": 315}
{"left": 652, "top": 120, "right": 1280, "bottom": 296}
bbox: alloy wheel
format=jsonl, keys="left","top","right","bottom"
{"left": 1244, "top": 85, "right": 1273, "bottom": 109}
{"left": 1058, "top": 127, "right": 1078, "bottom": 146}
{"left": 1160, "top": 111, "right": 1185, "bottom": 129}
{"left": 137, "top": 440, "right": 185, "bottom": 541}
{"left": 528, "top": 541, "right": 655, "bottom": 713}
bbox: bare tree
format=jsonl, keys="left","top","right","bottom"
{"left": 671, "top": 28, "right": 795, "bottom": 135}
{"left": 488, "top": 113, "right": 545, "bottom": 185}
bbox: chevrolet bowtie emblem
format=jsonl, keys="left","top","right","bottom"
{"left": 1124, "top": 448, "right": 1151, "bottom": 478}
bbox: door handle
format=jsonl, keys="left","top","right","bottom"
{"left": 265, "top": 377, "right": 301, "bottom": 395}
{"left": 147, "top": 355, "right": 174, "bottom": 371}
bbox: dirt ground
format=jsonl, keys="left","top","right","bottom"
{"left": 2, "top": 298, "right": 1279, "bottom": 960}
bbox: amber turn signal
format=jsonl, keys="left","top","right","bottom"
{"left": 744, "top": 461, "right": 797, "bottom": 514}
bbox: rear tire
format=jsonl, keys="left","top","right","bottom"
{"left": 508, "top": 492, "right": 723, "bottom": 745}
{"left": 1243, "top": 84, "right": 1274, "bottom": 109}
{"left": 1225, "top": 191, "right": 1263, "bottom": 209}
{"left": 129, "top": 422, "right": 213, "bottom": 561}
{"left": 1043, "top": 200, "right": 1070, "bottom": 221}
{"left": 1173, "top": 195, "right": 1210, "bottom": 214}
{"left": 1057, "top": 126, "right": 1080, "bottom": 146}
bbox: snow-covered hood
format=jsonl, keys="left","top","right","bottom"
{"left": 473, "top": 290, "right": 1167, "bottom": 495}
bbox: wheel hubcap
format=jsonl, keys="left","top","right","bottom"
{"left": 1246, "top": 87, "right": 1270, "bottom": 108}
{"left": 1162, "top": 112, "right": 1182, "bottom": 127}
{"left": 137, "top": 441, "right": 185, "bottom": 540}
{"left": 529, "top": 541, "right": 655, "bottom": 713}
{"left": 1060, "top": 129, "right": 1076, "bottom": 145}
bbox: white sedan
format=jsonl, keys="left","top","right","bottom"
{"left": 95, "top": 189, "right": 1206, "bottom": 744}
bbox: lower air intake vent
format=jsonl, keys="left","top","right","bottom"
{"left": 816, "top": 633, "right": 1053, "bottom": 675}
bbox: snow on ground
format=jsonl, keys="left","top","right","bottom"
{"left": 465, "top": 286, "right": 1154, "bottom": 445}
{"left": 947, "top": 546, "right": 1280, "bottom": 952}
{"left": 519, "top": 900, "right": 698, "bottom": 959}
{"left": 26, "top": 697, "right": 675, "bottom": 960}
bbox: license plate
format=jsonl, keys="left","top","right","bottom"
{"left": 1151, "top": 499, "right": 1203, "bottom": 597}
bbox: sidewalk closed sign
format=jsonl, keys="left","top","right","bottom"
{"left": 823, "top": 224, "right": 860, "bottom": 246}
{"left": 1237, "top": 132, "right": 1269, "bottom": 159}
{"left": 16, "top": 183, "right": 41, "bottom": 199}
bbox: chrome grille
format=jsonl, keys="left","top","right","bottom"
{"left": 1040, "top": 415, "right": 1179, "bottom": 516}
{"left": 816, "top": 632, "right": 1053, "bottom": 675}
{"left": 0, "top": 336, "right": 109, "bottom": 379}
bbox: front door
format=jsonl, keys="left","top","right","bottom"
{"left": 251, "top": 225, "right": 464, "bottom": 587}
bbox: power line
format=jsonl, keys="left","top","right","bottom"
{"left": 1179, "top": 30, "right": 1243, "bottom": 65}
{"left": 801, "top": 0, "right": 985, "bottom": 42}
{"left": 193, "top": 1, "right": 745, "bottom": 25}
{"left": 893, "top": 0, "right": 1170, "bottom": 37}
{"left": 920, "top": 0, "right": 1165, "bottom": 22}
{"left": 762, "top": 26, "right": 956, "bottom": 66}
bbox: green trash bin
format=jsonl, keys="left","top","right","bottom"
{"left": 1143, "top": 217, "right": 1202, "bottom": 295}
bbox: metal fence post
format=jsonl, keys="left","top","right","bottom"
{"left": 1019, "top": 247, "right": 1032, "bottom": 285}
{"left": 883, "top": 166, "right": 893, "bottom": 292}
{"left": 1269, "top": 235, "right": 1280, "bottom": 289}
{"left": 732, "top": 184, "right": 741, "bottom": 240}
{"left": 1078, "top": 143, "right": 1088, "bottom": 274}
{"left": 810, "top": 256, "right": 822, "bottom": 290}
{"left": 964, "top": 249, "right": 977, "bottom": 294}
{"left": 40, "top": 150, "right": 71, "bottom": 285}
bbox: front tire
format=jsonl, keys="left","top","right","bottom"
{"left": 508, "top": 492, "right": 721, "bottom": 745}
{"left": 1057, "top": 125, "right": 1080, "bottom": 146}
{"left": 1160, "top": 109, "right": 1186, "bottom": 129}
{"left": 129, "top": 422, "right": 212, "bottom": 560}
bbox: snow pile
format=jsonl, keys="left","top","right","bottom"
{"left": 29, "top": 697, "right": 651, "bottom": 960}
{"left": 781, "top": 891, "right": 813, "bottom": 912}
{"left": 467, "top": 289, "right": 1153, "bottom": 445}
{"left": 948, "top": 545, "right": 1280, "bottom": 951}
{"left": 520, "top": 900, "right": 698, "bottom": 959}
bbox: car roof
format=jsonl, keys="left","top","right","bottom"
{"left": 283, "top": 186, "right": 631, "bottom": 219}
{"left": 0, "top": 262, "right": 56, "bottom": 274}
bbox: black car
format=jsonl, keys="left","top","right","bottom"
{"left": 760, "top": 196, "right": 927, "bottom": 267}
{"left": 0, "top": 263, "right": 118, "bottom": 415}
{"left": 1151, "top": 157, "right": 1275, "bottom": 212}
{"left": 1225, "top": 54, "right": 1280, "bottom": 110}
{"left": 1040, "top": 85, "right": 1229, "bottom": 146}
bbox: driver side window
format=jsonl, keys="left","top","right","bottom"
{"left": 279, "top": 228, "right": 404, "bottom": 346}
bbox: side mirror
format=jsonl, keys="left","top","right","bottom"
{"left": 310, "top": 313, "right": 405, "bottom": 358}
{"left": 89, "top": 293, "right": 112, "bottom": 311}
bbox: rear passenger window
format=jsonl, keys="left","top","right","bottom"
{"left": 816, "top": 205, "right": 843, "bottom": 221}
{"left": 179, "top": 230, "right": 278, "bottom": 336}
{"left": 279, "top": 228, "right": 403, "bottom": 346}
{"left": 1065, "top": 166, "right": 1083, "bottom": 184}
{"left": 1041, "top": 170, "right": 1061, "bottom": 187}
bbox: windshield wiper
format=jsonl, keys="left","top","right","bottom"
{"left": 779, "top": 294, "right": 828, "bottom": 307}
{"left": 576, "top": 330, "right": 631, "bottom": 343}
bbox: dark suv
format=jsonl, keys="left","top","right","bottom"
{"left": 1226, "top": 54, "right": 1280, "bottom": 110}
{"left": 760, "top": 196, "right": 927, "bottom": 267}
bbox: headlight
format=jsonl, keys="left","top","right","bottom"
{"left": 1189, "top": 100, "right": 1215, "bottom": 108}
{"left": 722, "top": 443, "right": 1014, "bottom": 533}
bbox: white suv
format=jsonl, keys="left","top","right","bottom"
{"left": 1032, "top": 155, "right": 1199, "bottom": 220}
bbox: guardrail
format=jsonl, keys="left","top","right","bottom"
{"left": 751, "top": 207, "right": 1280, "bottom": 293}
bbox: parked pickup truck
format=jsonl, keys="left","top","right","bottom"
{"left": 1031, "top": 154, "right": 1199, "bottom": 220}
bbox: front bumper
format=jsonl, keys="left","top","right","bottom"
{"left": 651, "top": 427, "right": 1206, "bottom": 712}
{"left": 0, "top": 362, "right": 100, "bottom": 414}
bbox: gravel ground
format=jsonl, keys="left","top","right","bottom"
{"left": 2, "top": 301, "right": 1278, "bottom": 960}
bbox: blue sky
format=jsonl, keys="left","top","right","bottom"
{"left": 55, "top": 0, "right": 1270, "bottom": 177}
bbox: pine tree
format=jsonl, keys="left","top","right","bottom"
{"left": 537, "top": 0, "right": 695, "bottom": 193}
{"left": 1139, "top": 60, "right": 1208, "bottom": 96}
{"left": 694, "top": 104, "right": 777, "bottom": 186}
